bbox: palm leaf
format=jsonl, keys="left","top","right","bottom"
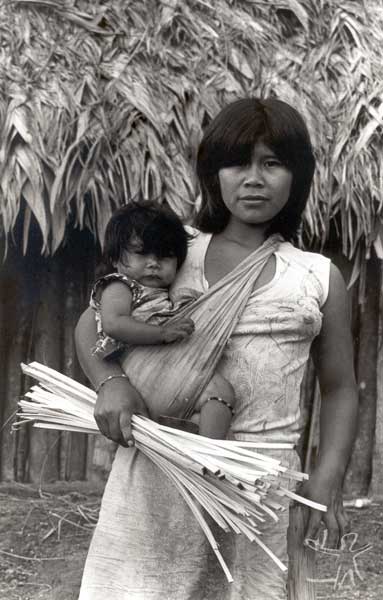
{"left": 0, "top": 0, "right": 382, "bottom": 272}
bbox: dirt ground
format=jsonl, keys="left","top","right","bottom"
{"left": 0, "top": 482, "right": 101, "bottom": 600}
{"left": 0, "top": 482, "right": 382, "bottom": 600}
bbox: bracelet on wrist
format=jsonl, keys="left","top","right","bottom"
{"left": 207, "top": 396, "right": 235, "bottom": 416}
{"left": 95, "top": 374, "right": 130, "bottom": 394}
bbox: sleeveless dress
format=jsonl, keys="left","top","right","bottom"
{"left": 79, "top": 230, "right": 330, "bottom": 600}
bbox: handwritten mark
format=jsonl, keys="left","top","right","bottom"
{"left": 305, "top": 531, "right": 372, "bottom": 591}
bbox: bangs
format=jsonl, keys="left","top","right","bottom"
{"left": 199, "top": 99, "right": 296, "bottom": 173}
{"left": 138, "top": 220, "right": 178, "bottom": 258}
{"left": 102, "top": 200, "right": 189, "bottom": 268}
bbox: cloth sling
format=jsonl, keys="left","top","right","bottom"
{"left": 121, "top": 234, "right": 282, "bottom": 420}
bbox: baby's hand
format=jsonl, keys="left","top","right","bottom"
{"left": 161, "top": 318, "right": 195, "bottom": 343}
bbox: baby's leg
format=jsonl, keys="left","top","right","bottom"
{"left": 196, "top": 373, "right": 236, "bottom": 439}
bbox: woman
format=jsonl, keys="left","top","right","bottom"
{"left": 75, "top": 97, "right": 358, "bottom": 599}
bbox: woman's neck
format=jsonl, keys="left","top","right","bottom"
{"left": 219, "top": 220, "right": 268, "bottom": 250}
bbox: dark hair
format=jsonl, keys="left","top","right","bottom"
{"left": 102, "top": 199, "right": 190, "bottom": 270}
{"left": 195, "top": 97, "right": 316, "bottom": 241}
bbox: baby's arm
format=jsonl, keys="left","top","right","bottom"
{"left": 100, "top": 282, "right": 194, "bottom": 345}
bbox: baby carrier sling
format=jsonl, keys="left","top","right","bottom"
{"left": 121, "top": 235, "right": 281, "bottom": 420}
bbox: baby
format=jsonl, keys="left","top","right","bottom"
{"left": 90, "top": 199, "right": 236, "bottom": 439}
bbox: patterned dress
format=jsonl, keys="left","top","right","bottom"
{"left": 79, "top": 230, "right": 330, "bottom": 600}
{"left": 90, "top": 273, "right": 197, "bottom": 360}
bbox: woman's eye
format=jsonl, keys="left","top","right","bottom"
{"left": 264, "top": 159, "right": 282, "bottom": 168}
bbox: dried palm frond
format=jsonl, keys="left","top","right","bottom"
{"left": 0, "top": 0, "right": 382, "bottom": 271}
{"left": 15, "top": 361, "right": 326, "bottom": 582}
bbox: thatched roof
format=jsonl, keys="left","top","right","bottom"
{"left": 1, "top": 0, "right": 383, "bottom": 277}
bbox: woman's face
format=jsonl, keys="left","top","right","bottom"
{"left": 218, "top": 141, "right": 293, "bottom": 229}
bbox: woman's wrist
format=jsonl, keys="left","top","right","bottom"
{"left": 312, "top": 456, "right": 346, "bottom": 484}
{"left": 96, "top": 374, "right": 130, "bottom": 393}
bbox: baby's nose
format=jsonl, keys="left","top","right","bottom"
{"left": 146, "top": 255, "right": 160, "bottom": 267}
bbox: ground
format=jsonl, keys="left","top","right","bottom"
{"left": 0, "top": 482, "right": 101, "bottom": 600}
{"left": 0, "top": 483, "right": 382, "bottom": 600}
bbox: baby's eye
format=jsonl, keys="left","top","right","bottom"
{"left": 162, "top": 255, "right": 176, "bottom": 263}
{"left": 127, "top": 247, "right": 145, "bottom": 255}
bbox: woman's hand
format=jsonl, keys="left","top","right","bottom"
{"left": 75, "top": 308, "right": 148, "bottom": 446}
{"left": 94, "top": 376, "right": 148, "bottom": 447}
{"left": 298, "top": 468, "right": 349, "bottom": 549}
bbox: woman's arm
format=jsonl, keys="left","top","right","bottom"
{"left": 301, "top": 263, "right": 359, "bottom": 547}
{"left": 100, "top": 282, "right": 194, "bottom": 344}
{"left": 74, "top": 307, "right": 148, "bottom": 446}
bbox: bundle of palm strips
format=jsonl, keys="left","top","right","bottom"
{"left": 16, "top": 362, "right": 326, "bottom": 582}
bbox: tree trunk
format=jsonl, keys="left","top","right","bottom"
{"left": 0, "top": 265, "right": 19, "bottom": 481}
{"left": 2, "top": 290, "right": 31, "bottom": 480}
{"left": 0, "top": 251, "right": 34, "bottom": 481}
{"left": 371, "top": 261, "right": 383, "bottom": 495}
{"left": 60, "top": 254, "right": 88, "bottom": 480}
{"left": 287, "top": 505, "right": 316, "bottom": 600}
{"left": 0, "top": 263, "right": 8, "bottom": 476}
{"left": 344, "top": 256, "right": 380, "bottom": 496}
{"left": 27, "top": 258, "right": 63, "bottom": 483}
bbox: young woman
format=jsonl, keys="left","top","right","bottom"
{"left": 75, "top": 97, "right": 358, "bottom": 600}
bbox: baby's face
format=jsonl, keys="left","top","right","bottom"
{"left": 115, "top": 243, "right": 178, "bottom": 288}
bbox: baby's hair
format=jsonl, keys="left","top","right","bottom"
{"left": 102, "top": 199, "right": 190, "bottom": 270}
{"left": 195, "top": 97, "right": 316, "bottom": 241}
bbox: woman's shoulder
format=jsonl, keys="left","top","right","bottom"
{"left": 278, "top": 242, "right": 330, "bottom": 268}
{"left": 170, "top": 226, "right": 210, "bottom": 298}
{"left": 183, "top": 225, "right": 212, "bottom": 257}
{"left": 276, "top": 242, "right": 331, "bottom": 306}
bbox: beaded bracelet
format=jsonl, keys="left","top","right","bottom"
{"left": 207, "top": 396, "right": 235, "bottom": 416}
{"left": 95, "top": 374, "right": 130, "bottom": 394}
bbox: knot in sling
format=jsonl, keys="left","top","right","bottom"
{"left": 121, "top": 235, "right": 282, "bottom": 420}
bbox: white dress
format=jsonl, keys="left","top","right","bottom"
{"left": 79, "top": 231, "right": 330, "bottom": 600}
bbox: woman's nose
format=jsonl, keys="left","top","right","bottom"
{"left": 244, "top": 162, "right": 264, "bottom": 186}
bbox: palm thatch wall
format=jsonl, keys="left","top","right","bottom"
{"left": 0, "top": 0, "right": 383, "bottom": 491}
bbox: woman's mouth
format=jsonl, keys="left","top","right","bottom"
{"left": 240, "top": 195, "right": 268, "bottom": 202}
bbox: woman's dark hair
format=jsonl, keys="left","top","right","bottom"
{"left": 195, "top": 97, "right": 316, "bottom": 241}
{"left": 102, "top": 199, "right": 190, "bottom": 270}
